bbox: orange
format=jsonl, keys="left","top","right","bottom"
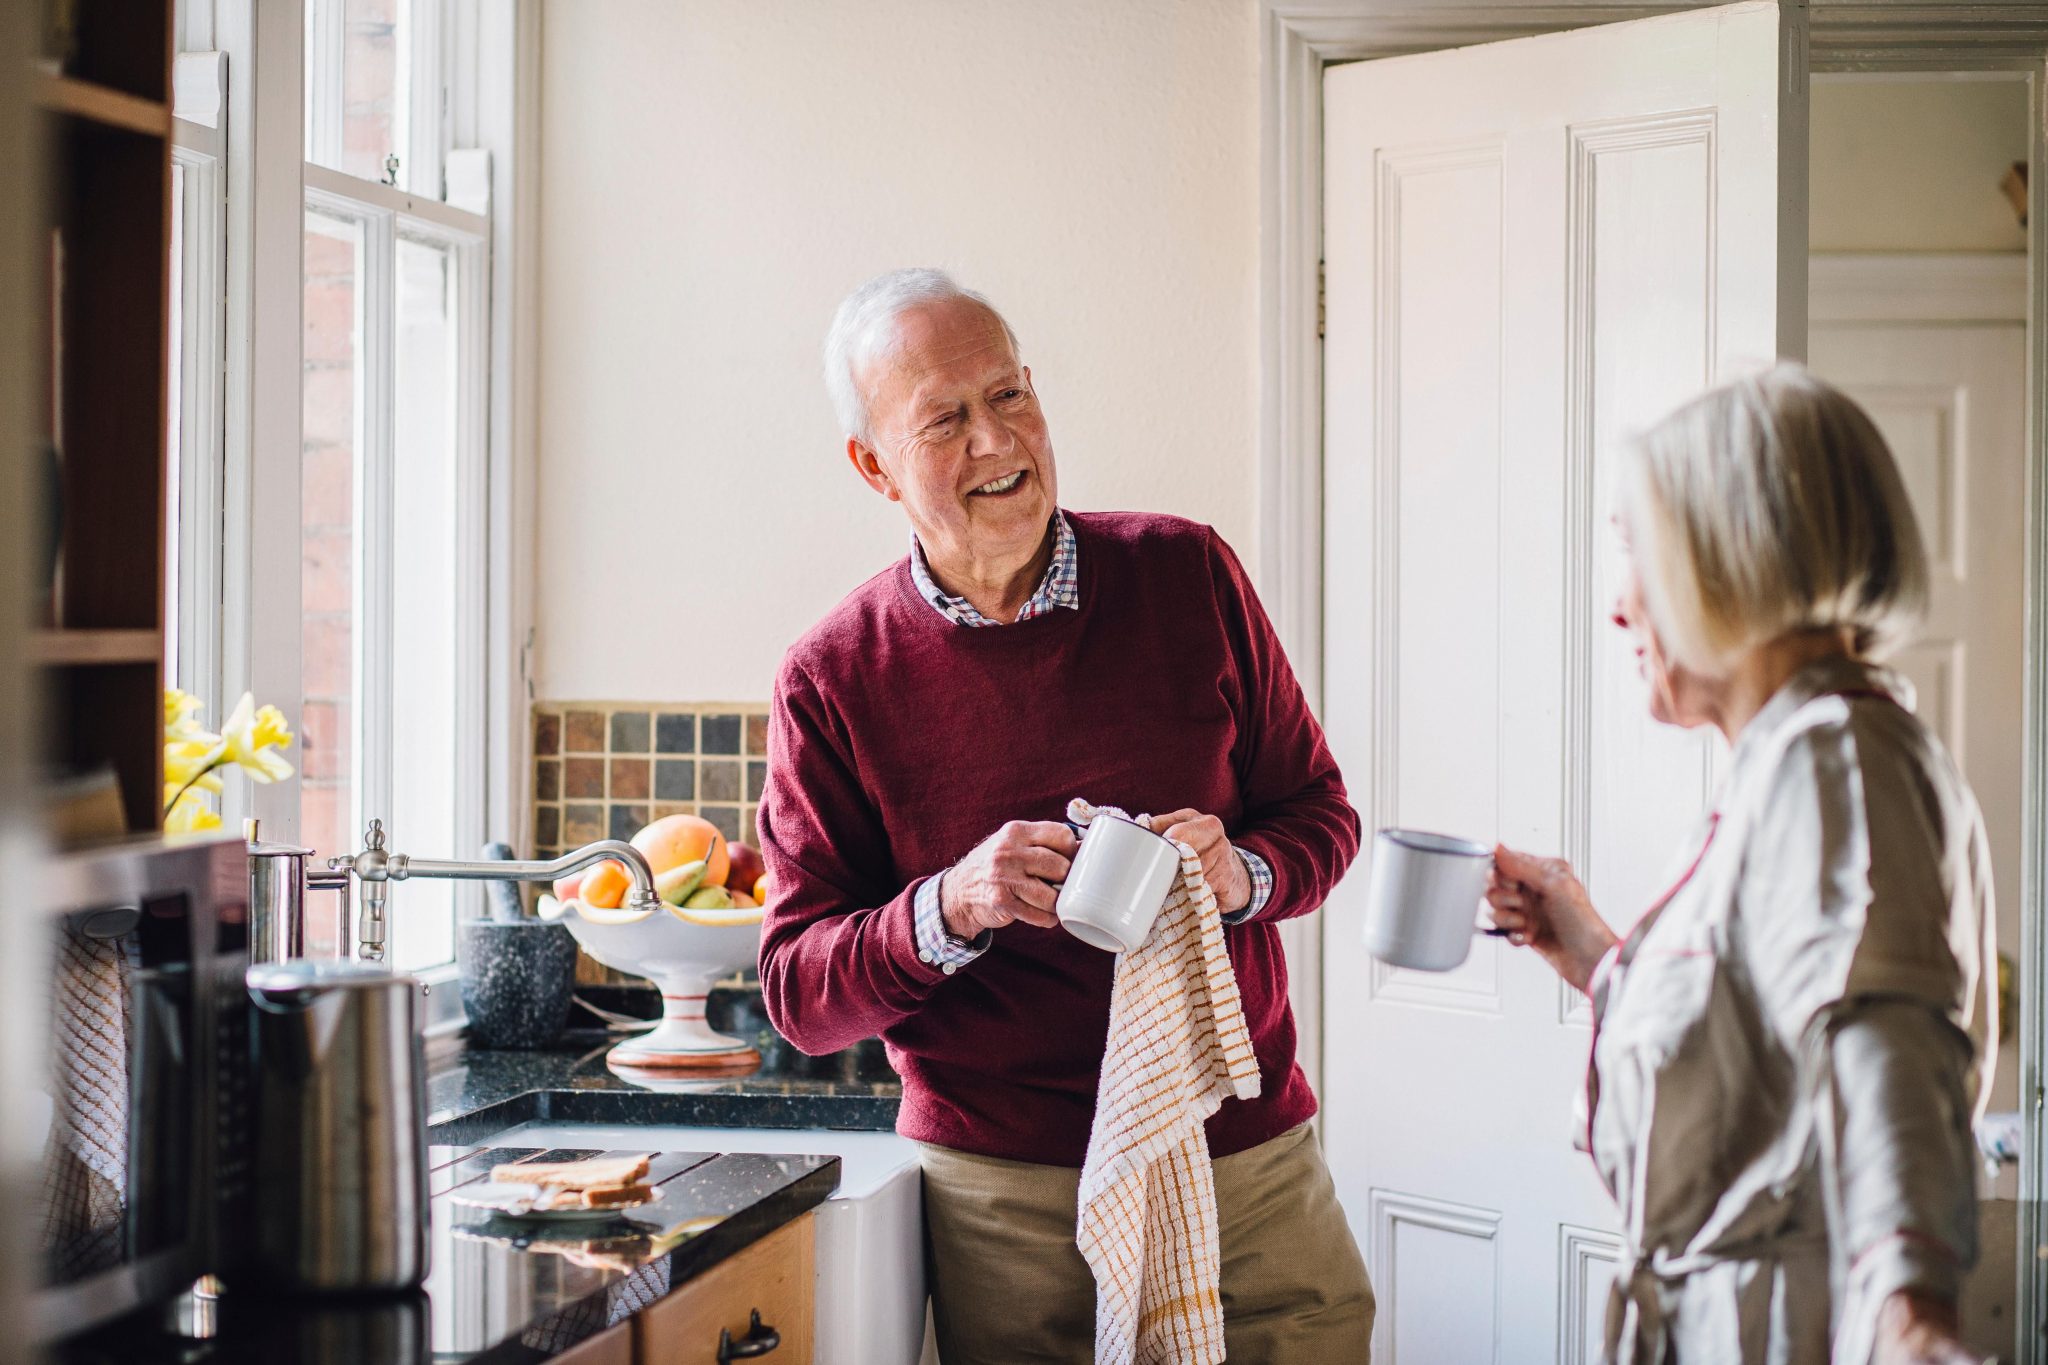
{"left": 752, "top": 873, "right": 769, "bottom": 904}
{"left": 631, "top": 814, "right": 729, "bottom": 887}
{"left": 580, "top": 859, "right": 631, "bottom": 910}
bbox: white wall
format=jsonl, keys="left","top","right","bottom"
{"left": 1811, "top": 77, "right": 2029, "bottom": 252}
{"left": 535, "top": 0, "right": 1258, "bottom": 703}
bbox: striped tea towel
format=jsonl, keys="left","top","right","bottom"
{"left": 1071, "top": 798, "right": 1263, "bottom": 1365}
{"left": 36, "top": 922, "right": 133, "bottom": 1278}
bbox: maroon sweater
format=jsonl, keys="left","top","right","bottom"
{"left": 757, "top": 511, "right": 1359, "bottom": 1166}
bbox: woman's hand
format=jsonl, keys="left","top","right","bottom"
{"left": 1875, "top": 1290, "right": 1985, "bottom": 1365}
{"left": 1484, "top": 846, "right": 1617, "bottom": 995}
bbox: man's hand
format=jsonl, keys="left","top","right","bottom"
{"left": 1148, "top": 809, "right": 1251, "bottom": 915}
{"left": 939, "top": 820, "right": 1080, "bottom": 939}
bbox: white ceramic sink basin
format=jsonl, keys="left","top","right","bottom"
{"left": 484, "top": 1121, "right": 926, "bottom": 1365}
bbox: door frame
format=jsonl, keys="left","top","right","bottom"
{"left": 1811, "top": 251, "right": 2028, "bottom": 326}
{"left": 1265, "top": 2, "right": 2048, "bottom": 1353}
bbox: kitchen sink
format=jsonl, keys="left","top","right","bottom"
{"left": 477, "top": 1119, "right": 927, "bottom": 1365}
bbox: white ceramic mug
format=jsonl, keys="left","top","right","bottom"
{"left": 1057, "top": 814, "right": 1182, "bottom": 953}
{"left": 1360, "top": 828, "right": 1494, "bottom": 972}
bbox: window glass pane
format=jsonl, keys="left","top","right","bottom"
{"left": 388, "top": 234, "right": 460, "bottom": 972}
{"left": 305, "top": 0, "right": 414, "bottom": 190}
{"left": 300, "top": 208, "right": 361, "bottom": 902}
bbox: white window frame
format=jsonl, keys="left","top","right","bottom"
{"left": 200, "top": 0, "right": 525, "bottom": 1034}
{"left": 169, "top": 52, "right": 229, "bottom": 721}
{"left": 303, "top": 0, "right": 446, "bottom": 200}
{"left": 302, "top": 0, "right": 343, "bottom": 171}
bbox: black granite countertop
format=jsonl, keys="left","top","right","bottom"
{"left": 429, "top": 984, "right": 902, "bottom": 1142}
{"left": 55, "top": 987, "right": 902, "bottom": 1365}
{"left": 59, "top": 1141, "right": 840, "bottom": 1365}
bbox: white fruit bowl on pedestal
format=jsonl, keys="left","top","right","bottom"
{"left": 555, "top": 901, "right": 764, "bottom": 1073}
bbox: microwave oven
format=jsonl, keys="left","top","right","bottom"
{"left": 31, "top": 834, "right": 253, "bottom": 1345}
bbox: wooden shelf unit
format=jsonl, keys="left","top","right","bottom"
{"left": 33, "top": 75, "right": 169, "bottom": 138}
{"left": 30, "top": 0, "right": 174, "bottom": 838}
{"left": 31, "top": 629, "right": 162, "bottom": 666}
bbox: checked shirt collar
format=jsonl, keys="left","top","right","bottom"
{"left": 909, "top": 510, "right": 1079, "bottom": 627}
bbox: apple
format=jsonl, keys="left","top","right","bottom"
{"left": 723, "top": 840, "right": 765, "bottom": 893}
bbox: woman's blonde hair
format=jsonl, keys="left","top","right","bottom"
{"left": 1618, "top": 363, "right": 1929, "bottom": 673}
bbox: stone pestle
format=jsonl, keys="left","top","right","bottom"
{"left": 479, "top": 841, "right": 527, "bottom": 921}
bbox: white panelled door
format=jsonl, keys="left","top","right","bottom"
{"left": 1808, "top": 303, "right": 2028, "bottom": 1116}
{"left": 1320, "top": 6, "right": 1809, "bottom": 1361}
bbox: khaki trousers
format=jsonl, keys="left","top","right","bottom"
{"left": 920, "top": 1123, "right": 1374, "bottom": 1364}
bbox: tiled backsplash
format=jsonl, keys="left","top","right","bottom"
{"left": 531, "top": 702, "right": 770, "bottom": 861}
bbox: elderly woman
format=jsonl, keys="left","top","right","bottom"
{"left": 1487, "top": 365, "right": 1996, "bottom": 1365}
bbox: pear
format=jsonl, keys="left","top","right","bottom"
{"left": 656, "top": 858, "right": 710, "bottom": 906}
{"left": 682, "top": 884, "right": 734, "bottom": 911}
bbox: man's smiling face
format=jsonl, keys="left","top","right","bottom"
{"left": 850, "top": 296, "right": 1058, "bottom": 573}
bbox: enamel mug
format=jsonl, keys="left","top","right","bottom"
{"left": 1057, "top": 814, "right": 1182, "bottom": 953}
{"left": 1361, "top": 828, "right": 1494, "bottom": 972}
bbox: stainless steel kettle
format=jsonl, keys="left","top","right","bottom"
{"left": 246, "top": 961, "right": 429, "bottom": 1293}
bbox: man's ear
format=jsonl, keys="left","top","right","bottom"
{"left": 846, "top": 437, "right": 901, "bottom": 502}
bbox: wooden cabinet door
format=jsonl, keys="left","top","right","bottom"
{"left": 553, "top": 1321, "right": 632, "bottom": 1365}
{"left": 636, "top": 1213, "right": 815, "bottom": 1365}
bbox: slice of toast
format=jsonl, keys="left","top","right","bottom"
{"left": 492, "top": 1153, "right": 651, "bottom": 1191}
{"left": 576, "top": 1182, "right": 654, "bottom": 1208}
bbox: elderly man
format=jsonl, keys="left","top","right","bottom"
{"left": 758, "top": 268, "right": 1373, "bottom": 1363}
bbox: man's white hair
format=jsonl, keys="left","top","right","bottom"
{"left": 823, "top": 268, "right": 1020, "bottom": 445}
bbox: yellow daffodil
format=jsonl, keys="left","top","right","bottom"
{"left": 165, "top": 687, "right": 213, "bottom": 742}
{"left": 164, "top": 784, "right": 223, "bottom": 833}
{"left": 164, "top": 739, "right": 226, "bottom": 794}
{"left": 163, "top": 688, "right": 293, "bottom": 826}
{"left": 218, "top": 692, "right": 295, "bottom": 784}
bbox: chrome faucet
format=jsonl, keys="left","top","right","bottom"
{"left": 327, "top": 818, "right": 662, "bottom": 961}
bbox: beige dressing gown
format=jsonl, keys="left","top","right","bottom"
{"left": 1588, "top": 657, "right": 1997, "bottom": 1364}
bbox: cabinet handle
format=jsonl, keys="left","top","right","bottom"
{"left": 717, "top": 1309, "right": 782, "bottom": 1361}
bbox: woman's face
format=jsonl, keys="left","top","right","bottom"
{"left": 1612, "top": 530, "right": 1717, "bottom": 730}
